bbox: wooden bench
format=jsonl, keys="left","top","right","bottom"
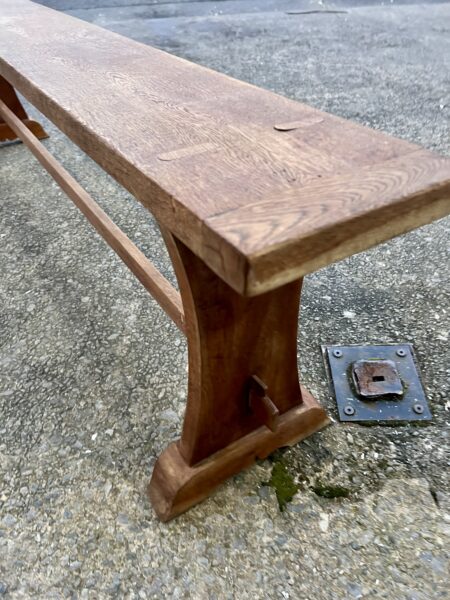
{"left": 1, "top": 0, "right": 449, "bottom": 521}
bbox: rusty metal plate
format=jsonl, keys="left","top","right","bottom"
{"left": 323, "top": 344, "right": 432, "bottom": 422}
{"left": 352, "top": 359, "right": 403, "bottom": 398}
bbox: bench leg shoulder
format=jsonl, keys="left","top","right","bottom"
{"left": 0, "top": 75, "right": 48, "bottom": 143}
{"left": 148, "top": 232, "right": 330, "bottom": 521}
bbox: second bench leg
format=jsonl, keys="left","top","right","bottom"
{"left": 0, "top": 75, "right": 48, "bottom": 143}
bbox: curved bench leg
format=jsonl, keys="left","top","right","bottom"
{"left": 0, "top": 76, "right": 48, "bottom": 142}
{"left": 148, "top": 233, "right": 330, "bottom": 521}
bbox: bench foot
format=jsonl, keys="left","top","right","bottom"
{"left": 0, "top": 75, "right": 48, "bottom": 143}
{"left": 0, "top": 119, "right": 48, "bottom": 143}
{"left": 149, "top": 386, "right": 329, "bottom": 521}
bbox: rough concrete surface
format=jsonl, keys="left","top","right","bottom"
{"left": 1, "top": 0, "right": 449, "bottom": 598}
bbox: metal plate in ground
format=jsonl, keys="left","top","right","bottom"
{"left": 323, "top": 344, "right": 431, "bottom": 422}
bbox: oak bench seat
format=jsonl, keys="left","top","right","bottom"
{"left": 1, "top": 0, "right": 449, "bottom": 520}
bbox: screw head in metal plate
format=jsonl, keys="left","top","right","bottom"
{"left": 413, "top": 403, "right": 424, "bottom": 414}
{"left": 333, "top": 349, "right": 343, "bottom": 358}
{"left": 396, "top": 349, "right": 407, "bottom": 357}
{"left": 344, "top": 405, "right": 355, "bottom": 416}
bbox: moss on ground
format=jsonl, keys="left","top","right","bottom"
{"left": 265, "top": 461, "right": 299, "bottom": 511}
{"left": 311, "top": 483, "right": 350, "bottom": 499}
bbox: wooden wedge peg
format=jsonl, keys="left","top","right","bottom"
{"left": 249, "top": 375, "right": 280, "bottom": 432}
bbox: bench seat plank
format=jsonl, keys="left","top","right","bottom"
{"left": 1, "top": 0, "right": 449, "bottom": 295}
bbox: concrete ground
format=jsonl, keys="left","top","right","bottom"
{"left": 1, "top": 0, "right": 449, "bottom": 598}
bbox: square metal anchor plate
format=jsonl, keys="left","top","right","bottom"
{"left": 323, "top": 344, "right": 431, "bottom": 423}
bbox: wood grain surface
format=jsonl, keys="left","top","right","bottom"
{"left": 205, "top": 150, "right": 450, "bottom": 293}
{"left": 1, "top": 0, "right": 449, "bottom": 295}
